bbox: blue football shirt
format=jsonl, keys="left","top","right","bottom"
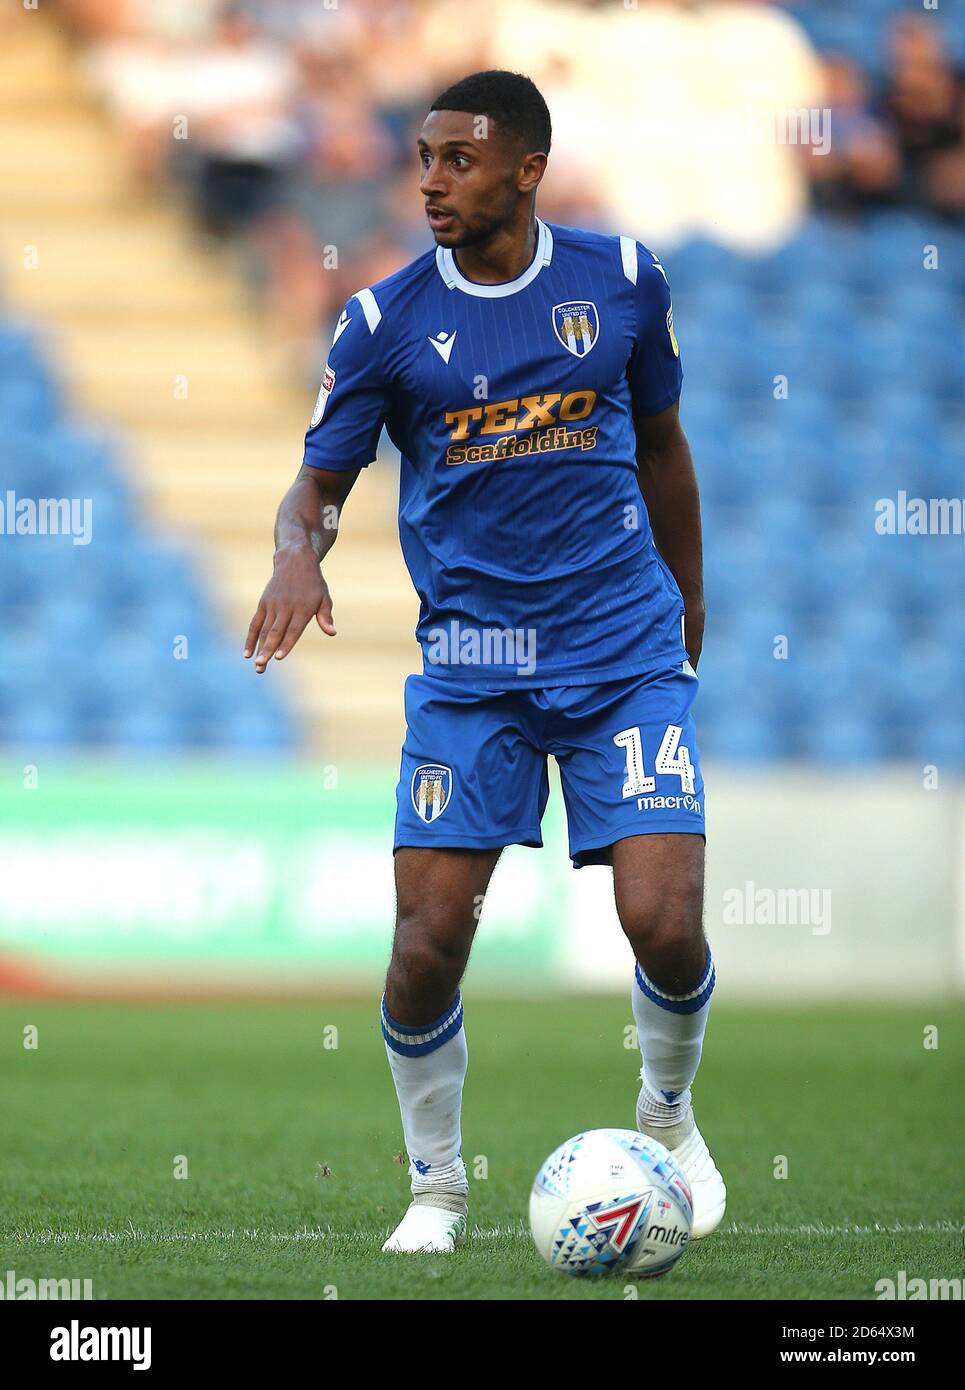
{"left": 303, "top": 218, "right": 686, "bottom": 687}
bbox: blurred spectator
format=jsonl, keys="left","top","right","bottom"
{"left": 78, "top": 4, "right": 204, "bottom": 185}
{"left": 804, "top": 13, "right": 965, "bottom": 220}
{"left": 879, "top": 14, "right": 965, "bottom": 218}
{"left": 61, "top": 0, "right": 964, "bottom": 369}
{"left": 485, "top": 0, "right": 823, "bottom": 249}
{"left": 255, "top": 40, "right": 401, "bottom": 375}
{"left": 182, "top": 5, "right": 300, "bottom": 238}
{"left": 808, "top": 56, "right": 902, "bottom": 213}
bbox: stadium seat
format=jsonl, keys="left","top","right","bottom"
{"left": 0, "top": 306, "right": 300, "bottom": 755}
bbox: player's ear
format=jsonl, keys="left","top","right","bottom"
{"left": 517, "top": 151, "right": 547, "bottom": 195}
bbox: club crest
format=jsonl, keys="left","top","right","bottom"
{"left": 411, "top": 764, "right": 453, "bottom": 823}
{"left": 552, "top": 300, "right": 599, "bottom": 358}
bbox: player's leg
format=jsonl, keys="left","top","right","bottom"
{"left": 611, "top": 832, "right": 725, "bottom": 1238}
{"left": 385, "top": 846, "right": 500, "bottom": 1024}
{"left": 381, "top": 844, "right": 500, "bottom": 1254}
{"left": 550, "top": 665, "right": 725, "bottom": 1236}
{"left": 382, "top": 674, "right": 548, "bottom": 1253}
{"left": 612, "top": 831, "right": 710, "bottom": 1110}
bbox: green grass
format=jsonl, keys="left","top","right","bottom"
{"left": 0, "top": 1000, "right": 961, "bottom": 1299}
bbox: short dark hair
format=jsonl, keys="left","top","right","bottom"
{"left": 429, "top": 70, "right": 552, "bottom": 154}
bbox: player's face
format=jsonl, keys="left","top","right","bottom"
{"left": 418, "top": 109, "right": 523, "bottom": 249}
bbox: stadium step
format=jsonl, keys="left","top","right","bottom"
{"left": 0, "top": 8, "right": 411, "bottom": 758}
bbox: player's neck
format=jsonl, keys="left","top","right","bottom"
{"left": 451, "top": 213, "right": 539, "bottom": 286}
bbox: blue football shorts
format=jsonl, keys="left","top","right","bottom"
{"left": 394, "top": 663, "right": 705, "bottom": 867}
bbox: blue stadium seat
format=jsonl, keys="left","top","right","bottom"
{"left": 209, "top": 705, "right": 299, "bottom": 753}
{"left": 789, "top": 6, "right": 887, "bottom": 74}
{"left": 1, "top": 700, "right": 79, "bottom": 750}
{"left": 0, "top": 376, "right": 60, "bottom": 429}
{"left": 110, "top": 705, "right": 196, "bottom": 752}
{"left": 800, "top": 712, "right": 889, "bottom": 765}
{"left": 701, "top": 706, "right": 791, "bottom": 761}
{"left": 0, "top": 427, "right": 65, "bottom": 493}
{"left": 905, "top": 719, "right": 965, "bottom": 767}
{"left": 888, "top": 278, "right": 958, "bottom": 334}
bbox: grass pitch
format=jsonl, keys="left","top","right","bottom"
{"left": 0, "top": 999, "right": 961, "bottom": 1300}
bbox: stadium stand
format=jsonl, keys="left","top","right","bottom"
{"left": 1, "top": 2, "right": 962, "bottom": 764}
{"left": 0, "top": 316, "right": 298, "bottom": 752}
{"left": 673, "top": 210, "right": 965, "bottom": 764}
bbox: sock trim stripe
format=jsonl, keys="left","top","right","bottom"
{"left": 381, "top": 995, "right": 464, "bottom": 1056}
{"left": 381, "top": 990, "right": 461, "bottom": 1037}
{"left": 635, "top": 947, "right": 712, "bottom": 1001}
{"left": 634, "top": 958, "right": 715, "bottom": 1015}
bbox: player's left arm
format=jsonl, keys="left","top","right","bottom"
{"left": 634, "top": 401, "right": 705, "bottom": 671}
{"left": 626, "top": 244, "right": 704, "bottom": 670}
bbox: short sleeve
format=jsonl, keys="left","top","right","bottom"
{"left": 625, "top": 245, "right": 683, "bottom": 418}
{"left": 303, "top": 293, "right": 390, "bottom": 471}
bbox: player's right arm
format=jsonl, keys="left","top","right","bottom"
{"left": 245, "top": 464, "right": 360, "bottom": 673}
{"left": 245, "top": 288, "right": 390, "bottom": 674}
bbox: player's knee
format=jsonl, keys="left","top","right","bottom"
{"left": 621, "top": 899, "right": 704, "bottom": 982}
{"left": 390, "top": 932, "right": 452, "bottom": 992}
{"left": 386, "top": 909, "right": 467, "bottom": 1018}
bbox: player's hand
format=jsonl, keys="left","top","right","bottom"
{"left": 244, "top": 547, "right": 336, "bottom": 673}
{"left": 684, "top": 600, "right": 705, "bottom": 672}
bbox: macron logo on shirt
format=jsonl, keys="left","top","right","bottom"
{"left": 428, "top": 330, "right": 457, "bottom": 364}
{"left": 332, "top": 310, "right": 351, "bottom": 345}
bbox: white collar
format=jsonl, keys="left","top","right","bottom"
{"left": 435, "top": 218, "right": 553, "bottom": 298}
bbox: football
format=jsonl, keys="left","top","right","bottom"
{"left": 529, "top": 1128, "right": 694, "bottom": 1278}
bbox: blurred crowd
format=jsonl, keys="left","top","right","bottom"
{"left": 810, "top": 17, "right": 965, "bottom": 219}
{"left": 54, "top": 0, "right": 964, "bottom": 374}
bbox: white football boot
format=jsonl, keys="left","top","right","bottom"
{"left": 636, "top": 1091, "right": 726, "bottom": 1239}
{"left": 381, "top": 1193, "right": 468, "bottom": 1254}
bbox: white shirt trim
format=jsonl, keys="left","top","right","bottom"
{"left": 435, "top": 218, "right": 554, "bottom": 297}
{"left": 620, "top": 234, "right": 638, "bottom": 284}
{"left": 355, "top": 286, "right": 382, "bottom": 333}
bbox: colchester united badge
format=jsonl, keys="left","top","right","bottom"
{"left": 552, "top": 300, "right": 599, "bottom": 358}
{"left": 411, "top": 764, "right": 453, "bottom": 823}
